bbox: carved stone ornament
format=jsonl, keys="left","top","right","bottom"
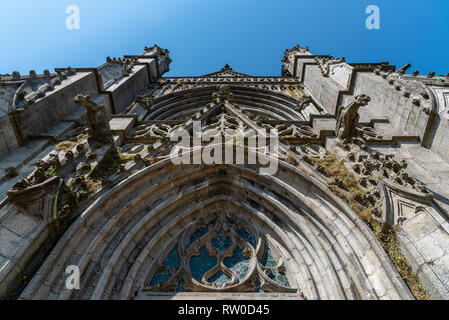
{"left": 335, "top": 94, "right": 371, "bottom": 141}
{"left": 379, "top": 179, "right": 434, "bottom": 233}
{"left": 295, "top": 95, "right": 312, "bottom": 113}
{"left": 212, "top": 85, "right": 233, "bottom": 103}
{"left": 7, "top": 175, "right": 61, "bottom": 220}
{"left": 73, "top": 94, "right": 112, "bottom": 145}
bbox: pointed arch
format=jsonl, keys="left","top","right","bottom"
{"left": 20, "top": 147, "right": 413, "bottom": 300}
{"left": 147, "top": 85, "right": 304, "bottom": 121}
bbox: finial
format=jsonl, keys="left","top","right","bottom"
{"left": 397, "top": 64, "right": 411, "bottom": 75}
{"left": 12, "top": 71, "right": 21, "bottom": 80}
{"left": 222, "top": 64, "right": 232, "bottom": 71}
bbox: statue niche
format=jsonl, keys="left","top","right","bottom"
{"left": 335, "top": 94, "right": 371, "bottom": 141}
{"left": 73, "top": 94, "right": 112, "bottom": 145}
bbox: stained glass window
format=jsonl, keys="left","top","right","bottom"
{"left": 145, "top": 213, "right": 294, "bottom": 293}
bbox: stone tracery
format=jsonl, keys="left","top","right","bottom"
{"left": 145, "top": 213, "right": 295, "bottom": 293}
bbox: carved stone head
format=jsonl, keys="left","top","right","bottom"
{"left": 354, "top": 94, "right": 371, "bottom": 106}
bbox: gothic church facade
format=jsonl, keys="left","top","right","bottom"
{"left": 0, "top": 45, "right": 448, "bottom": 300}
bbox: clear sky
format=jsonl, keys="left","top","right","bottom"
{"left": 1, "top": 0, "right": 448, "bottom": 77}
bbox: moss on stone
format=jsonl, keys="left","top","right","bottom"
{"left": 309, "top": 151, "right": 430, "bottom": 300}
{"left": 5, "top": 167, "right": 19, "bottom": 178}
{"left": 118, "top": 153, "right": 135, "bottom": 162}
{"left": 84, "top": 178, "right": 102, "bottom": 194}
{"left": 378, "top": 227, "right": 430, "bottom": 300}
{"left": 55, "top": 141, "right": 77, "bottom": 151}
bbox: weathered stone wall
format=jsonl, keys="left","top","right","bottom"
{"left": 0, "top": 115, "right": 20, "bottom": 157}
{"left": 0, "top": 204, "right": 50, "bottom": 299}
{"left": 106, "top": 64, "right": 150, "bottom": 114}
{"left": 429, "top": 116, "right": 449, "bottom": 162}
{"left": 295, "top": 56, "right": 316, "bottom": 82}
{"left": 302, "top": 64, "right": 342, "bottom": 114}
{"left": 300, "top": 60, "right": 434, "bottom": 146}
{"left": 351, "top": 72, "right": 430, "bottom": 139}
{"left": 398, "top": 206, "right": 449, "bottom": 299}
{"left": 326, "top": 136, "right": 449, "bottom": 300}
{"left": 17, "top": 72, "right": 98, "bottom": 138}
{"left": 2, "top": 45, "right": 448, "bottom": 300}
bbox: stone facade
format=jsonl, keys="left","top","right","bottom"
{"left": 0, "top": 44, "right": 448, "bottom": 300}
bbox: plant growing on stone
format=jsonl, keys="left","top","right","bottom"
{"left": 55, "top": 140, "right": 77, "bottom": 151}
{"left": 5, "top": 167, "right": 19, "bottom": 178}
{"left": 286, "top": 154, "right": 297, "bottom": 165}
{"left": 309, "top": 151, "right": 429, "bottom": 300}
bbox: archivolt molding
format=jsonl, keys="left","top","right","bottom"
{"left": 20, "top": 149, "right": 413, "bottom": 300}
{"left": 130, "top": 83, "right": 318, "bottom": 122}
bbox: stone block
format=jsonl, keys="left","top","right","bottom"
{"left": 3, "top": 212, "right": 40, "bottom": 239}
{"left": 415, "top": 229, "right": 449, "bottom": 262}
{"left": 402, "top": 211, "right": 438, "bottom": 241}
{"left": 0, "top": 227, "right": 24, "bottom": 259}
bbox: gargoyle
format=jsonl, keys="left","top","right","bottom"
{"left": 135, "top": 94, "right": 154, "bottom": 111}
{"left": 73, "top": 94, "right": 112, "bottom": 145}
{"left": 335, "top": 94, "right": 371, "bottom": 141}
{"left": 295, "top": 95, "right": 312, "bottom": 113}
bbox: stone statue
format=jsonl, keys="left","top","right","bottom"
{"left": 73, "top": 94, "right": 112, "bottom": 145}
{"left": 30, "top": 168, "right": 49, "bottom": 185}
{"left": 335, "top": 94, "right": 371, "bottom": 141}
{"left": 295, "top": 95, "right": 312, "bottom": 113}
{"left": 135, "top": 94, "right": 154, "bottom": 111}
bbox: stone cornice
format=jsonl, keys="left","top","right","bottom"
{"left": 161, "top": 76, "right": 302, "bottom": 85}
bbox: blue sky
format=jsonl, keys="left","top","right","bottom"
{"left": 1, "top": 0, "right": 448, "bottom": 77}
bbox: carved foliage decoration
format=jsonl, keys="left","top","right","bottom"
{"left": 133, "top": 123, "right": 179, "bottom": 139}
{"left": 202, "top": 113, "right": 250, "bottom": 138}
{"left": 260, "top": 123, "right": 318, "bottom": 139}
{"left": 144, "top": 213, "right": 297, "bottom": 293}
{"left": 212, "top": 84, "right": 233, "bottom": 103}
